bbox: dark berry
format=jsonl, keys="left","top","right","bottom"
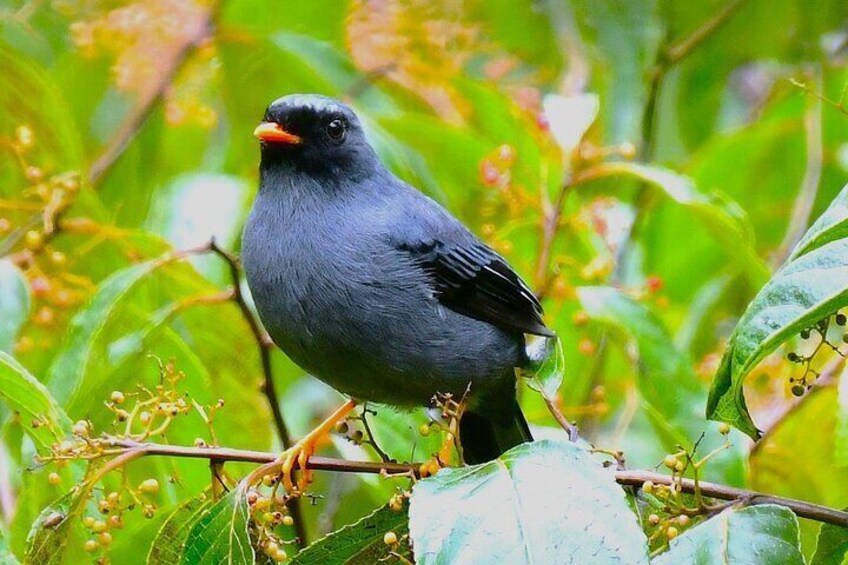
{"left": 787, "top": 352, "right": 799, "bottom": 362}
{"left": 800, "top": 329, "right": 811, "bottom": 339}
{"left": 836, "top": 313, "right": 847, "bottom": 326}
{"left": 791, "top": 384, "right": 805, "bottom": 397}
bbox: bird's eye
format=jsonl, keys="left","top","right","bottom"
{"left": 326, "top": 118, "right": 346, "bottom": 141}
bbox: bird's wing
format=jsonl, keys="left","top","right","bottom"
{"left": 396, "top": 237, "right": 555, "bottom": 337}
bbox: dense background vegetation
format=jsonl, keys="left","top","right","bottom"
{"left": 1, "top": 0, "right": 848, "bottom": 563}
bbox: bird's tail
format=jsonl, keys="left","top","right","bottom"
{"left": 459, "top": 399, "right": 532, "bottom": 465}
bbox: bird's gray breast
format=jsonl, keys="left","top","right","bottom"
{"left": 242, "top": 189, "right": 521, "bottom": 406}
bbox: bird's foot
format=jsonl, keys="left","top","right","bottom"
{"left": 269, "top": 399, "right": 357, "bottom": 493}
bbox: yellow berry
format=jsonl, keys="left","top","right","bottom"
{"left": 83, "top": 516, "right": 96, "bottom": 528}
{"left": 49, "top": 250, "right": 67, "bottom": 266}
{"left": 663, "top": 455, "right": 678, "bottom": 469}
{"left": 383, "top": 531, "right": 398, "bottom": 545}
{"left": 97, "top": 531, "right": 113, "bottom": 546}
{"left": 84, "top": 540, "right": 98, "bottom": 553}
{"left": 138, "top": 479, "right": 159, "bottom": 494}
{"left": 194, "top": 438, "right": 207, "bottom": 447}
{"left": 678, "top": 515, "right": 690, "bottom": 526}
{"left": 109, "top": 515, "right": 124, "bottom": 529}
{"left": 253, "top": 496, "right": 270, "bottom": 511}
{"left": 16, "top": 125, "right": 34, "bottom": 148}
{"left": 72, "top": 420, "right": 89, "bottom": 436}
{"left": 674, "top": 461, "right": 685, "bottom": 472}
{"left": 419, "top": 423, "right": 431, "bottom": 437}
{"left": 282, "top": 515, "right": 294, "bottom": 527}
{"left": 264, "top": 541, "right": 279, "bottom": 555}
{"left": 92, "top": 520, "right": 107, "bottom": 533}
{"left": 642, "top": 480, "right": 654, "bottom": 494}
{"left": 648, "top": 514, "right": 660, "bottom": 525}
{"left": 110, "top": 391, "right": 125, "bottom": 404}
{"left": 273, "top": 549, "right": 288, "bottom": 562}
{"left": 334, "top": 421, "right": 349, "bottom": 434}
{"left": 718, "top": 423, "right": 731, "bottom": 435}
{"left": 139, "top": 411, "right": 152, "bottom": 425}
{"left": 389, "top": 494, "right": 404, "bottom": 512}
{"left": 24, "top": 230, "right": 43, "bottom": 250}
{"left": 666, "top": 526, "right": 678, "bottom": 539}
{"left": 115, "top": 409, "right": 129, "bottom": 422}
{"left": 48, "top": 472, "right": 61, "bottom": 485}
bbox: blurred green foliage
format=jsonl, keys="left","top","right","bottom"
{"left": 1, "top": 0, "right": 848, "bottom": 562}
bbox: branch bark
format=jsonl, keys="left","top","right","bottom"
{"left": 101, "top": 438, "right": 848, "bottom": 528}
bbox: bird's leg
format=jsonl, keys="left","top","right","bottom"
{"left": 277, "top": 399, "right": 357, "bottom": 493}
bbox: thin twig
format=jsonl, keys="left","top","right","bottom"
{"left": 94, "top": 438, "right": 848, "bottom": 527}
{"left": 207, "top": 239, "right": 306, "bottom": 546}
{"left": 543, "top": 396, "right": 579, "bottom": 442}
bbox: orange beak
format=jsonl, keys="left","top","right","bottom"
{"left": 253, "top": 122, "right": 302, "bottom": 145}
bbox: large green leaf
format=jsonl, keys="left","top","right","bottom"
{"left": 790, "top": 183, "right": 848, "bottom": 262}
{"left": 653, "top": 505, "right": 803, "bottom": 565}
{"left": 148, "top": 496, "right": 212, "bottom": 565}
{"left": 810, "top": 524, "right": 848, "bottom": 565}
{"left": 0, "top": 351, "right": 70, "bottom": 454}
{"left": 0, "top": 260, "right": 29, "bottom": 353}
{"left": 588, "top": 162, "right": 767, "bottom": 285}
{"left": 291, "top": 505, "right": 409, "bottom": 565}
{"left": 408, "top": 440, "right": 648, "bottom": 564}
{"left": 813, "top": 516, "right": 848, "bottom": 565}
{"left": 707, "top": 239, "right": 848, "bottom": 438}
{"left": 576, "top": 287, "right": 702, "bottom": 443}
{"left": 180, "top": 488, "right": 253, "bottom": 565}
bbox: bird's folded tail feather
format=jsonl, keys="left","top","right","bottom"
{"left": 459, "top": 399, "right": 532, "bottom": 464}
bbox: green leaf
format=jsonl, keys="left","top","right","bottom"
{"left": 707, "top": 237, "right": 848, "bottom": 439}
{"left": 522, "top": 336, "right": 564, "bottom": 399}
{"left": 408, "top": 440, "right": 648, "bottom": 564}
{"left": 148, "top": 496, "right": 213, "bottom": 565}
{"left": 180, "top": 487, "right": 253, "bottom": 565}
{"left": 591, "top": 162, "right": 768, "bottom": 285}
{"left": 291, "top": 505, "right": 409, "bottom": 565}
{"left": 839, "top": 365, "right": 848, "bottom": 466}
{"left": 575, "top": 287, "right": 702, "bottom": 445}
{"left": 0, "top": 260, "right": 29, "bottom": 353}
{"left": 654, "top": 505, "right": 803, "bottom": 565}
{"left": 0, "top": 351, "right": 70, "bottom": 454}
{"left": 24, "top": 492, "right": 82, "bottom": 565}
{"left": 0, "top": 527, "right": 20, "bottom": 565}
{"left": 813, "top": 516, "right": 848, "bottom": 565}
{"left": 791, "top": 183, "right": 848, "bottom": 262}
{"left": 45, "top": 258, "right": 168, "bottom": 408}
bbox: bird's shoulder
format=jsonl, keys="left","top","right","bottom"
{"left": 372, "top": 176, "right": 553, "bottom": 338}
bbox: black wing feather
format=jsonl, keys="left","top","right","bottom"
{"left": 401, "top": 240, "right": 554, "bottom": 337}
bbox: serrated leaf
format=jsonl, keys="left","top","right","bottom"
{"left": 409, "top": 440, "right": 648, "bottom": 564}
{"left": 0, "top": 260, "right": 30, "bottom": 353}
{"left": 812, "top": 514, "right": 848, "bottom": 565}
{"left": 707, "top": 237, "right": 848, "bottom": 438}
{"left": 653, "top": 505, "right": 803, "bottom": 565}
{"left": 180, "top": 487, "right": 253, "bottom": 565}
{"left": 148, "top": 496, "right": 212, "bottom": 565}
{"left": 0, "top": 351, "right": 70, "bottom": 454}
{"left": 291, "top": 505, "right": 409, "bottom": 565}
{"left": 790, "top": 183, "right": 848, "bottom": 261}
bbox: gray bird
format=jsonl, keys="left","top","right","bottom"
{"left": 242, "top": 94, "right": 554, "bottom": 473}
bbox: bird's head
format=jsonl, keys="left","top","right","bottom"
{"left": 254, "top": 94, "right": 377, "bottom": 180}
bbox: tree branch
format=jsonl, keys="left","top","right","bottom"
{"left": 99, "top": 439, "right": 848, "bottom": 528}
{"left": 87, "top": 9, "right": 217, "bottom": 185}
{"left": 207, "top": 240, "right": 306, "bottom": 546}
